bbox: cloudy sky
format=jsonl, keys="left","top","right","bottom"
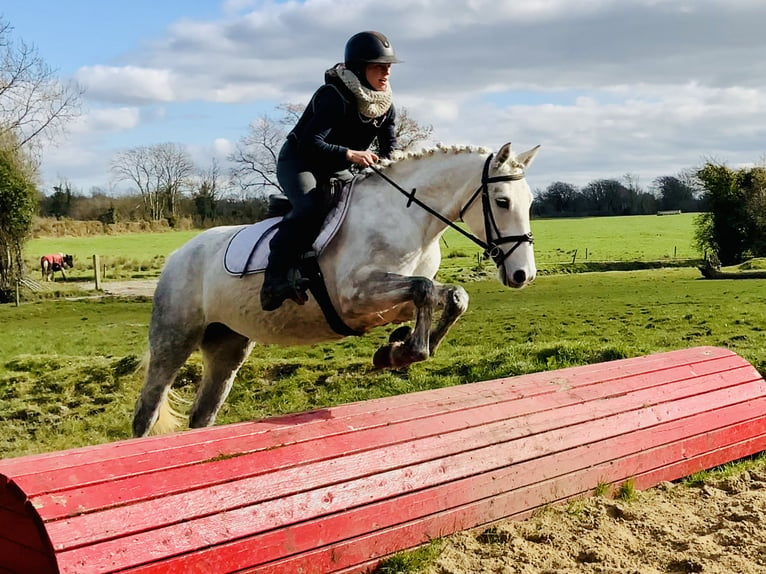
{"left": 3, "top": 0, "right": 765, "bottom": 195}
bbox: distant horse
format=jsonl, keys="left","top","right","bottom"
{"left": 40, "top": 253, "right": 73, "bottom": 281}
{"left": 132, "top": 142, "right": 540, "bottom": 437}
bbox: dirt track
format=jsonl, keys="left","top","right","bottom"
{"left": 99, "top": 279, "right": 158, "bottom": 297}
{"left": 425, "top": 470, "right": 766, "bottom": 573}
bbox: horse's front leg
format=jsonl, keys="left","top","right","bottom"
{"left": 345, "top": 271, "right": 467, "bottom": 369}
{"left": 340, "top": 271, "right": 435, "bottom": 369}
{"left": 428, "top": 282, "right": 470, "bottom": 356}
{"left": 376, "top": 275, "right": 437, "bottom": 369}
{"left": 384, "top": 281, "right": 470, "bottom": 359}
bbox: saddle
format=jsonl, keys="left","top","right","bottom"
{"left": 223, "top": 178, "right": 362, "bottom": 336}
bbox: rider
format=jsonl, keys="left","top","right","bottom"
{"left": 260, "top": 30, "right": 402, "bottom": 311}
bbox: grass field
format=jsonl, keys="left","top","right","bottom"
{"left": 8, "top": 212, "right": 763, "bottom": 460}
{"left": 23, "top": 213, "right": 701, "bottom": 285}
{"left": 3, "top": 263, "right": 765, "bottom": 459}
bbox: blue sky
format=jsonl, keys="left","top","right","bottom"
{"left": 3, "top": 2, "right": 215, "bottom": 73}
{"left": 2, "top": 0, "right": 766, "bottom": 195}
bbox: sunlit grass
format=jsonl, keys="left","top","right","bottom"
{"left": 23, "top": 214, "right": 701, "bottom": 286}
{"left": 3, "top": 266, "right": 766, "bottom": 459}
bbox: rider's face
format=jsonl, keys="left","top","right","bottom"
{"left": 365, "top": 63, "right": 392, "bottom": 91}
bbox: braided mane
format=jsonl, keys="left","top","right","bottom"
{"left": 359, "top": 143, "right": 493, "bottom": 180}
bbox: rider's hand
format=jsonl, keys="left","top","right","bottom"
{"left": 346, "top": 149, "right": 379, "bottom": 167}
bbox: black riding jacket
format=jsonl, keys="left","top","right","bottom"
{"left": 288, "top": 68, "right": 397, "bottom": 175}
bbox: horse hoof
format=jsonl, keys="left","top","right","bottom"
{"left": 388, "top": 325, "right": 412, "bottom": 343}
{"left": 373, "top": 344, "right": 393, "bottom": 369}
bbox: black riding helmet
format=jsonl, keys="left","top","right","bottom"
{"left": 344, "top": 31, "right": 402, "bottom": 67}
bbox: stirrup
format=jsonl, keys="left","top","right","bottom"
{"left": 287, "top": 268, "right": 310, "bottom": 298}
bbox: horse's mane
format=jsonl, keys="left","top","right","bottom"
{"left": 359, "top": 143, "right": 492, "bottom": 180}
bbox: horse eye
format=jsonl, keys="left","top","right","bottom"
{"left": 495, "top": 197, "right": 510, "bottom": 209}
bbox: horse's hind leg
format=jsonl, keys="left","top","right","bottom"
{"left": 132, "top": 308, "right": 204, "bottom": 437}
{"left": 189, "top": 323, "right": 254, "bottom": 428}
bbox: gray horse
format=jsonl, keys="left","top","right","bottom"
{"left": 132, "top": 142, "right": 540, "bottom": 436}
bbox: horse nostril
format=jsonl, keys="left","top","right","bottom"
{"left": 513, "top": 270, "right": 527, "bottom": 285}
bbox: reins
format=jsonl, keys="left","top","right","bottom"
{"left": 368, "top": 153, "right": 534, "bottom": 267}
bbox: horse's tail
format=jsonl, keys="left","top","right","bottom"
{"left": 136, "top": 351, "right": 187, "bottom": 435}
{"left": 151, "top": 389, "right": 187, "bottom": 435}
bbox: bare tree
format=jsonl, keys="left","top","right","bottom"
{"left": 0, "top": 18, "right": 82, "bottom": 154}
{"left": 193, "top": 157, "right": 225, "bottom": 224}
{"left": 394, "top": 107, "right": 433, "bottom": 151}
{"left": 110, "top": 143, "right": 195, "bottom": 221}
{"left": 0, "top": 18, "right": 81, "bottom": 300}
{"left": 155, "top": 142, "right": 195, "bottom": 219}
{"left": 276, "top": 103, "right": 304, "bottom": 127}
{"left": 229, "top": 115, "right": 285, "bottom": 197}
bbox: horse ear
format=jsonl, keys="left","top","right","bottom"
{"left": 516, "top": 145, "right": 541, "bottom": 168}
{"left": 494, "top": 142, "right": 512, "bottom": 167}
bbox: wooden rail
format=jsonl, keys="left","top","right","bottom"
{"left": 2, "top": 346, "right": 765, "bottom": 573}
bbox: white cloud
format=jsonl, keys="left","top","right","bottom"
{"left": 74, "top": 107, "right": 142, "bottom": 134}
{"left": 35, "top": 0, "right": 766, "bottom": 192}
{"left": 76, "top": 65, "right": 175, "bottom": 104}
{"left": 213, "top": 138, "right": 235, "bottom": 157}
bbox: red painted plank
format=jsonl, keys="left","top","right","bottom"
{"left": 51, "top": 383, "right": 766, "bottom": 572}
{"left": 108, "top": 403, "right": 766, "bottom": 574}
{"left": 0, "top": 507, "right": 47, "bottom": 552}
{"left": 202, "top": 433, "right": 766, "bottom": 574}
{"left": 2, "top": 347, "right": 764, "bottom": 574}
{"left": 40, "top": 364, "right": 763, "bottom": 547}
{"left": 0, "top": 346, "right": 738, "bottom": 483}
{"left": 27, "top": 361, "right": 760, "bottom": 525}
{"left": 8, "top": 349, "right": 735, "bottom": 494}
{"left": 231, "top": 431, "right": 766, "bottom": 574}
{"left": 0, "top": 537, "right": 55, "bottom": 574}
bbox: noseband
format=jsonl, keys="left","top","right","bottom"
{"left": 369, "top": 153, "right": 534, "bottom": 269}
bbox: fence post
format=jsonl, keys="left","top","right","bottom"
{"left": 93, "top": 254, "right": 101, "bottom": 291}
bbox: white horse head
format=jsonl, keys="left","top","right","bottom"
{"left": 457, "top": 142, "right": 539, "bottom": 288}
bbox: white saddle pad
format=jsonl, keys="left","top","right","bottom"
{"left": 223, "top": 179, "right": 356, "bottom": 276}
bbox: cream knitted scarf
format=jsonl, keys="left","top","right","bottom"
{"left": 328, "top": 64, "right": 393, "bottom": 119}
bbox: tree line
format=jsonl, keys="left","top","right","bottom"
{"left": 533, "top": 173, "right": 702, "bottom": 218}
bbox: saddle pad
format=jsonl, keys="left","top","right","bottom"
{"left": 223, "top": 178, "right": 356, "bottom": 276}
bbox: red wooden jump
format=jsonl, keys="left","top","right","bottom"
{"left": 2, "top": 346, "right": 766, "bottom": 574}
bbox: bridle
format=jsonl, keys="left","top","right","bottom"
{"left": 368, "top": 153, "right": 534, "bottom": 268}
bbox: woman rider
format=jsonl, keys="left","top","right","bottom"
{"left": 261, "top": 30, "right": 402, "bottom": 311}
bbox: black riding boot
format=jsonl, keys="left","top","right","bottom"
{"left": 260, "top": 264, "right": 309, "bottom": 311}
{"left": 260, "top": 219, "right": 313, "bottom": 312}
{"left": 260, "top": 184, "right": 332, "bottom": 311}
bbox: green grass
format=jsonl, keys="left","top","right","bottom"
{"left": 532, "top": 213, "right": 699, "bottom": 264}
{"left": 3, "top": 266, "right": 766, "bottom": 459}
{"left": 616, "top": 479, "right": 638, "bottom": 501}
{"left": 439, "top": 212, "right": 699, "bottom": 264}
{"left": 683, "top": 452, "right": 766, "bottom": 487}
{"left": 373, "top": 541, "right": 444, "bottom": 573}
{"left": 24, "top": 230, "right": 200, "bottom": 281}
{"left": 22, "top": 214, "right": 701, "bottom": 287}
{"left": 28, "top": 230, "right": 199, "bottom": 261}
